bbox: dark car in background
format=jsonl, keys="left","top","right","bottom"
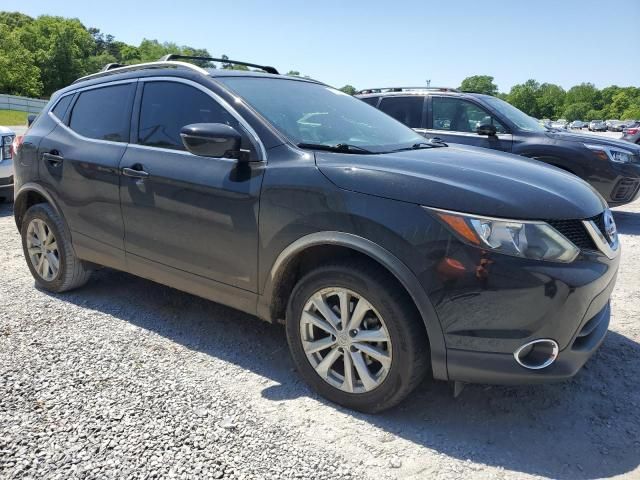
{"left": 12, "top": 57, "right": 621, "bottom": 412}
{"left": 608, "top": 121, "right": 625, "bottom": 132}
{"left": 570, "top": 120, "right": 586, "bottom": 129}
{"left": 357, "top": 88, "right": 640, "bottom": 205}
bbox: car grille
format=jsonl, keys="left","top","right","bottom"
{"left": 546, "top": 212, "right": 605, "bottom": 253}
{"left": 0, "top": 175, "right": 13, "bottom": 186}
{"left": 611, "top": 178, "right": 640, "bottom": 203}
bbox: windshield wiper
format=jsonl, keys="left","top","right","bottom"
{"left": 297, "top": 143, "right": 375, "bottom": 154}
{"left": 387, "top": 138, "right": 448, "bottom": 153}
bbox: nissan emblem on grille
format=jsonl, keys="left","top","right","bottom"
{"left": 603, "top": 209, "right": 617, "bottom": 246}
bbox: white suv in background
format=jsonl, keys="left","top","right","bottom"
{"left": 0, "top": 126, "right": 15, "bottom": 202}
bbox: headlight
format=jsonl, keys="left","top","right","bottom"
{"left": 428, "top": 208, "right": 579, "bottom": 263}
{"left": 584, "top": 143, "right": 635, "bottom": 163}
{"left": 0, "top": 135, "right": 13, "bottom": 161}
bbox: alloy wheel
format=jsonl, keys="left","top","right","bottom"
{"left": 300, "top": 287, "right": 392, "bottom": 393}
{"left": 26, "top": 218, "right": 60, "bottom": 282}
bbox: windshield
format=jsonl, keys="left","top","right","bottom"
{"left": 217, "top": 77, "right": 425, "bottom": 152}
{"left": 482, "top": 96, "right": 547, "bottom": 132}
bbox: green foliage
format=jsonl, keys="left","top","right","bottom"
{"left": 502, "top": 79, "right": 640, "bottom": 121}
{"left": 565, "top": 83, "right": 602, "bottom": 108}
{"left": 339, "top": 85, "right": 357, "bottom": 95}
{"left": 459, "top": 75, "right": 498, "bottom": 96}
{"left": 537, "top": 83, "right": 566, "bottom": 119}
{"left": 0, "top": 23, "right": 43, "bottom": 96}
{"left": 286, "top": 70, "right": 301, "bottom": 76}
{"left": 506, "top": 80, "right": 541, "bottom": 118}
{"left": 562, "top": 102, "right": 591, "bottom": 122}
{"left": 0, "top": 11, "right": 219, "bottom": 97}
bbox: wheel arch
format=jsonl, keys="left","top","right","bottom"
{"left": 258, "top": 231, "right": 448, "bottom": 380}
{"left": 523, "top": 153, "right": 583, "bottom": 177}
{"left": 14, "top": 183, "right": 64, "bottom": 231}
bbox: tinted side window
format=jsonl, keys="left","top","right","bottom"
{"left": 138, "top": 81, "right": 241, "bottom": 151}
{"left": 359, "top": 97, "right": 379, "bottom": 107}
{"left": 432, "top": 97, "right": 506, "bottom": 133}
{"left": 51, "top": 95, "right": 73, "bottom": 121}
{"left": 378, "top": 96, "right": 424, "bottom": 128}
{"left": 69, "top": 84, "right": 135, "bottom": 142}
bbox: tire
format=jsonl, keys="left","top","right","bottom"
{"left": 285, "top": 260, "right": 430, "bottom": 413}
{"left": 20, "top": 203, "right": 92, "bottom": 292}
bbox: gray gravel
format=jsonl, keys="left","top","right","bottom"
{"left": 1, "top": 200, "right": 640, "bottom": 480}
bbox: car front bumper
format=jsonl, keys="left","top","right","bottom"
{"left": 0, "top": 158, "right": 14, "bottom": 199}
{"left": 421, "top": 227, "right": 619, "bottom": 384}
{"left": 447, "top": 301, "right": 610, "bottom": 384}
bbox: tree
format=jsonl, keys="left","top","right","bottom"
{"left": 0, "top": 24, "right": 43, "bottom": 96}
{"left": 339, "top": 85, "right": 357, "bottom": 95}
{"left": 585, "top": 109, "right": 604, "bottom": 121}
{"left": 459, "top": 75, "right": 498, "bottom": 96}
{"left": 220, "top": 54, "right": 248, "bottom": 70}
{"left": 507, "top": 80, "right": 540, "bottom": 117}
{"left": 286, "top": 70, "right": 301, "bottom": 76}
{"left": 562, "top": 102, "right": 590, "bottom": 121}
{"left": 622, "top": 104, "right": 640, "bottom": 120}
{"left": 537, "top": 83, "right": 565, "bottom": 119}
{"left": 18, "top": 15, "right": 95, "bottom": 96}
{"left": 565, "top": 83, "right": 602, "bottom": 110}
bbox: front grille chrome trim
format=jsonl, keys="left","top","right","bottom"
{"left": 583, "top": 220, "right": 620, "bottom": 259}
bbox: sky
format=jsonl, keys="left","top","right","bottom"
{"left": 8, "top": 0, "right": 640, "bottom": 92}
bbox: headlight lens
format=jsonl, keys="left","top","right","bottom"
{"left": 429, "top": 208, "right": 579, "bottom": 263}
{"left": 584, "top": 143, "right": 635, "bottom": 163}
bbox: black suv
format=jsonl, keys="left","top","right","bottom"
{"left": 13, "top": 57, "right": 620, "bottom": 412}
{"left": 357, "top": 87, "right": 640, "bottom": 206}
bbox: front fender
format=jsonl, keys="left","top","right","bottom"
{"left": 257, "top": 231, "right": 448, "bottom": 381}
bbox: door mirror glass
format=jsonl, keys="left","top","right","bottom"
{"left": 476, "top": 123, "right": 497, "bottom": 136}
{"left": 27, "top": 114, "right": 37, "bottom": 127}
{"left": 180, "top": 123, "right": 245, "bottom": 160}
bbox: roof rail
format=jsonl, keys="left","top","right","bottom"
{"left": 72, "top": 61, "right": 209, "bottom": 84}
{"left": 356, "top": 86, "right": 460, "bottom": 94}
{"left": 100, "top": 63, "right": 124, "bottom": 72}
{"left": 158, "top": 54, "right": 279, "bottom": 74}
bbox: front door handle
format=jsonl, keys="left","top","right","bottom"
{"left": 122, "top": 167, "right": 149, "bottom": 179}
{"left": 42, "top": 152, "right": 64, "bottom": 166}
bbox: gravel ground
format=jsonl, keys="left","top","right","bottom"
{"left": 1, "top": 199, "right": 639, "bottom": 480}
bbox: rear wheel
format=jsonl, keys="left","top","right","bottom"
{"left": 21, "top": 203, "right": 92, "bottom": 292}
{"left": 286, "top": 261, "right": 430, "bottom": 413}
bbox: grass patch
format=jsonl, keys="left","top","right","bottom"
{"left": 0, "top": 110, "right": 28, "bottom": 126}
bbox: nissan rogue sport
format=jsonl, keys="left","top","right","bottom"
{"left": 13, "top": 56, "right": 620, "bottom": 412}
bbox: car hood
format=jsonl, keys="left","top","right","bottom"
{"left": 547, "top": 130, "right": 640, "bottom": 152}
{"left": 316, "top": 144, "right": 607, "bottom": 220}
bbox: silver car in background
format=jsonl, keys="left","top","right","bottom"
{"left": 589, "top": 120, "right": 608, "bottom": 132}
{"left": 0, "top": 126, "right": 15, "bottom": 202}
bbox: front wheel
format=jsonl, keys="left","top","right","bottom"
{"left": 285, "top": 261, "right": 430, "bottom": 413}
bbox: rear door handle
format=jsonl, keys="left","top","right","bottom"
{"left": 122, "top": 167, "right": 149, "bottom": 179}
{"left": 42, "top": 152, "right": 64, "bottom": 166}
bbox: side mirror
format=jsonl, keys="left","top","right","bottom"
{"left": 180, "top": 123, "right": 246, "bottom": 160}
{"left": 27, "top": 114, "right": 37, "bottom": 127}
{"left": 476, "top": 124, "right": 497, "bottom": 136}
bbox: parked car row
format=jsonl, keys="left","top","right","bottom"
{"left": 8, "top": 56, "right": 635, "bottom": 412}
